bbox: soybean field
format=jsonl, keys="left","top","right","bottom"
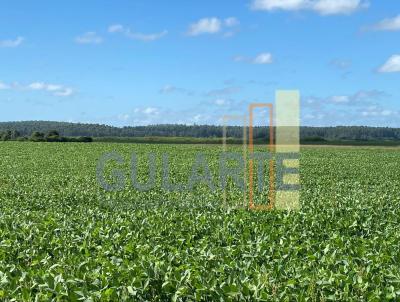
{"left": 0, "top": 142, "right": 399, "bottom": 301}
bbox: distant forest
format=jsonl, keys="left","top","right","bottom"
{"left": 1, "top": 121, "right": 400, "bottom": 142}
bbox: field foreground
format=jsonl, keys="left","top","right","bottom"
{"left": 0, "top": 142, "right": 400, "bottom": 301}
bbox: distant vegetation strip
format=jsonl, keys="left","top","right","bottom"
{"left": 1, "top": 121, "right": 400, "bottom": 145}
{"left": 1, "top": 131, "right": 399, "bottom": 146}
{"left": 93, "top": 136, "right": 400, "bottom": 146}
{"left": 0, "top": 129, "right": 92, "bottom": 143}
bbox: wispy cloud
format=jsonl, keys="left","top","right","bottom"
{"left": 302, "top": 90, "right": 398, "bottom": 126}
{"left": 115, "top": 107, "right": 161, "bottom": 125}
{"left": 186, "top": 17, "right": 239, "bottom": 36}
{"left": 187, "top": 18, "right": 222, "bottom": 36}
{"left": 27, "top": 82, "right": 74, "bottom": 96}
{"left": 234, "top": 52, "right": 273, "bottom": 64}
{"left": 214, "top": 98, "right": 228, "bottom": 106}
{"left": 75, "top": 32, "right": 103, "bottom": 44}
{"left": 378, "top": 55, "right": 400, "bottom": 73}
{"left": 253, "top": 53, "right": 273, "bottom": 64}
{"left": 251, "top": 0, "right": 368, "bottom": 15}
{"left": 159, "top": 85, "right": 177, "bottom": 94}
{"left": 367, "top": 15, "right": 400, "bottom": 31}
{"left": 0, "top": 36, "right": 24, "bottom": 48}
{"left": 311, "top": 90, "right": 386, "bottom": 105}
{"left": 116, "top": 99, "right": 244, "bottom": 126}
{"left": 361, "top": 106, "right": 398, "bottom": 118}
{"left": 108, "top": 24, "right": 167, "bottom": 41}
{"left": 159, "top": 84, "right": 194, "bottom": 96}
{"left": 224, "top": 17, "right": 240, "bottom": 27}
{"left": 142, "top": 107, "right": 159, "bottom": 115}
{"left": 330, "top": 59, "right": 351, "bottom": 70}
{"left": 0, "top": 81, "right": 74, "bottom": 97}
{"left": 117, "top": 114, "right": 130, "bottom": 122}
{"left": 108, "top": 24, "right": 125, "bottom": 33}
{"left": 128, "top": 31, "right": 168, "bottom": 41}
{"left": 331, "top": 90, "right": 387, "bottom": 104}
{"left": 112, "top": 93, "right": 398, "bottom": 127}
{"left": 205, "top": 86, "right": 241, "bottom": 97}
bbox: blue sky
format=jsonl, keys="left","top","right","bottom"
{"left": 0, "top": 0, "right": 399, "bottom": 127}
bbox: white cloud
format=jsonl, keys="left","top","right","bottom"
{"left": 330, "top": 95, "right": 350, "bottom": 103}
{"left": 378, "top": 55, "right": 400, "bottom": 73}
{"left": 186, "top": 17, "right": 239, "bottom": 36}
{"left": 124, "top": 107, "right": 167, "bottom": 125}
{"left": 117, "top": 102, "right": 230, "bottom": 126}
{"left": 46, "top": 84, "right": 63, "bottom": 91}
{"left": 27, "top": 82, "right": 74, "bottom": 97}
{"left": 330, "top": 59, "right": 351, "bottom": 70}
{"left": 251, "top": 0, "right": 367, "bottom": 15}
{"left": 304, "top": 90, "right": 387, "bottom": 109}
{"left": 159, "top": 84, "right": 194, "bottom": 96}
{"left": 193, "top": 114, "right": 209, "bottom": 123}
{"left": 214, "top": 99, "right": 227, "bottom": 105}
{"left": 187, "top": 18, "right": 222, "bottom": 36}
{"left": 224, "top": 17, "right": 240, "bottom": 27}
{"left": 253, "top": 52, "right": 273, "bottom": 64}
{"left": 302, "top": 92, "right": 397, "bottom": 126}
{"left": 0, "top": 36, "right": 24, "bottom": 48}
{"left": 75, "top": 32, "right": 103, "bottom": 44}
{"left": 313, "top": 0, "right": 367, "bottom": 15}
{"left": 381, "top": 110, "right": 393, "bottom": 116}
{"left": 28, "top": 82, "right": 46, "bottom": 90}
{"left": 53, "top": 88, "right": 73, "bottom": 97}
{"left": 352, "top": 90, "right": 387, "bottom": 101}
{"left": 361, "top": 108, "right": 396, "bottom": 117}
{"left": 304, "top": 113, "right": 325, "bottom": 120}
{"left": 206, "top": 86, "right": 241, "bottom": 97}
{"left": 159, "top": 85, "right": 177, "bottom": 94}
{"left": 108, "top": 24, "right": 167, "bottom": 41}
{"left": 143, "top": 107, "right": 159, "bottom": 115}
{"left": 126, "top": 30, "right": 168, "bottom": 41}
{"left": 369, "top": 15, "right": 400, "bottom": 31}
{"left": 118, "top": 114, "right": 130, "bottom": 121}
{"left": 234, "top": 52, "right": 273, "bottom": 64}
{"left": 252, "top": 0, "right": 308, "bottom": 11}
{"left": 0, "top": 81, "right": 74, "bottom": 97}
{"left": 108, "top": 24, "right": 125, "bottom": 33}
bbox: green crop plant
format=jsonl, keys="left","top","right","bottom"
{"left": 0, "top": 142, "right": 399, "bottom": 301}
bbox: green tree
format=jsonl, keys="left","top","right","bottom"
{"left": 30, "top": 131, "right": 45, "bottom": 142}
{"left": 46, "top": 130, "right": 60, "bottom": 142}
{"left": 1, "top": 130, "right": 12, "bottom": 141}
{"left": 11, "top": 130, "right": 20, "bottom": 140}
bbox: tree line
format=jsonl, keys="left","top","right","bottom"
{"left": 0, "top": 121, "right": 400, "bottom": 141}
{"left": 0, "top": 129, "right": 92, "bottom": 142}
